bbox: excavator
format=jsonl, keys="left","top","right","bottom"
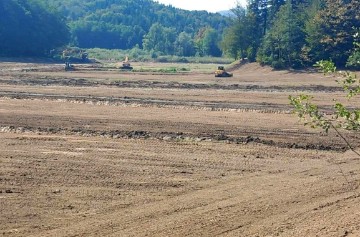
{"left": 64, "top": 61, "right": 75, "bottom": 71}
{"left": 120, "top": 56, "right": 133, "bottom": 70}
{"left": 215, "top": 66, "right": 233, "bottom": 77}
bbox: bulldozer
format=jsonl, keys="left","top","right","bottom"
{"left": 215, "top": 66, "right": 233, "bottom": 77}
{"left": 119, "top": 56, "right": 133, "bottom": 70}
{"left": 64, "top": 61, "right": 75, "bottom": 71}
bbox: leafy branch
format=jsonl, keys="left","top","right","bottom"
{"left": 289, "top": 60, "right": 360, "bottom": 156}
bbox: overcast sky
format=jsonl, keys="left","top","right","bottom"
{"left": 155, "top": 0, "right": 247, "bottom": 13}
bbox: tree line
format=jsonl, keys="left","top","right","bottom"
{"left": 0, "top": 0, "right": 229, "bottom": 58}
{"left": 1, "top": 0, "right": 359, "bottom": 69}
{"left": 0, "top": 0, "right": 69, "bottom": 56}
{"left": 221, "top": 0, "right": 360, "bottom": 69}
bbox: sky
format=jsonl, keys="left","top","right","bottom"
{"left": 155, "top": 0, "right": 247, "bottom": 13}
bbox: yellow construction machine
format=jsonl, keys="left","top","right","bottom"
{"left": 120, "top": 56, "right": 133, "bottom": 70}
{"left": 215, "top": 66, "right": 233, "bottom": 77}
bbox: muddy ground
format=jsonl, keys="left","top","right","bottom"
{"left": 1, "top": 60, "right": 360, "bottom": 237}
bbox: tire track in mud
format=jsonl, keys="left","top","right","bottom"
{"left": 1, "top": 90, "right": 342, "bottom": 115}
{"left": 27, "top": 168, "right": 360, "bottom": 237}
{"left": 0, "top": 77, "right": 342, "bottom": 92}
{"left": 0, "top": 125, "right": 348, "bottom": 152}
{"left": 0, "top": 92, "right": 356, "bottom": 151}
{"left": 0, "top": 74, "right": 354, "bottom": 152}
{"left": 0, "top": 90, "right": 293, "bottom": 113}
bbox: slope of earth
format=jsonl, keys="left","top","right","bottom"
{"left": 0, "top": 60, "right": 360, "bottom": 237}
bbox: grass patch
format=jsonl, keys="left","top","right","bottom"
{"left": 86, "top": 48, "right": 234, "bottom": 65}
{"left": 132, "top": 66, "right": 190, "bottom": 73}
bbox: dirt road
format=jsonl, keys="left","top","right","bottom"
{"left": 1, "top": 61, "right": 359, "bottom": 236}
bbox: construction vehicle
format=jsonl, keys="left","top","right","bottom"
{"left": 64, "top": 61, "right": 75, "bottom": 71}
{"left": 120, "top": 56, "right": 133, "bottom": 70}
{"left": 215, "top": 66, "right": 233, "bottom": 77}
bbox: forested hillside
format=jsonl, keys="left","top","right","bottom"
{"left": 1, "top": 0, "right": 359, "bottom": 68}
{"left": 0, "top": 0, "right": 229, "bottom": 57}
{"left": 0, "top": 0, "right": 69, "bottom": 57}
{"left": 221, "top": 0, "right": 360, "bottom": 68}
{"left": 48, "top": 0, "right": 228, "bottom": 55}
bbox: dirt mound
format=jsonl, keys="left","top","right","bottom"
{"left": 227, "top": 60, "right": 273, "bottom": 73}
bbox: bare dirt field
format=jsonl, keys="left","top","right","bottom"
{"left": 1, "top": 60, "right": 360, "bottom": 237}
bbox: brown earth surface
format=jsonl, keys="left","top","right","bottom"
{"left": 1, "top": 60, "right": 360, "bottom": 237}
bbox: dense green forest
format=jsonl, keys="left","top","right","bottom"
{"left": 0, "top": 0, "right": 359, "bottom": 69}
{"left": 48, "top": 0, "right": 228, "bottom": 56}
{"left": 221, "top": 0, "right": 360, "bottom": 68}
{"left": 0, "top": 0, "right": 69, "bottom": 56}
{"left": 0, "top": 0, "right": 228, "bottom": 57}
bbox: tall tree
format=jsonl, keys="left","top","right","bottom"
{"left": 195, "top": 27, "right": 222, "bottom": 57}
{"left": 221, "top": 4, "right": 255, "bottom": 60}
{"left": 174, "top": 32, "right": 196, "bottom": 57}
{"left": 143, "top": 23, "right": 176, "bottom": 55}
{"left": 0, "top": 0, "right": 69, "bottom": 57}
{"left": 346, "top": 28, "right": 360, "bottom": 69}
{"left": 247, "top": 0, "right": 270, "bottom": 36}
{"left": 257, "top": 0, "right": 307, "bottom": 68}
{"left": 267, "top": 0, "right": 286, "bottom": 25}
{"left": 305, "top": 0, "right": 360, "bottom": 66}
{"left": 222, "top": 0, "right": 284, "bottom": 61}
